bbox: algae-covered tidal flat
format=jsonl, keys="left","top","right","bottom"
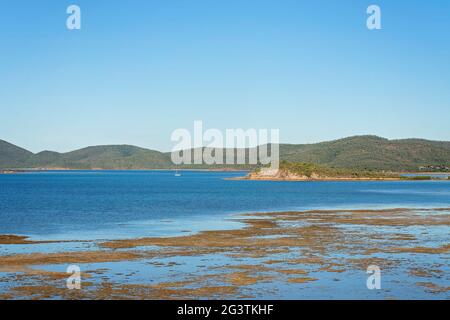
{"left": 0, "top": 207, "right": 449, "bottom": 300}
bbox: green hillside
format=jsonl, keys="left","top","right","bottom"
{"left": 1, "top": 135, "right": 449, "bottom": 171}
{"left": 249, "top": 161, "right": 401, "bottom": 180}
{"left": 25, "top": 145, "right": 171, "bottom": 169}
{"left": 0, "top": 140, "right": 33, "bottom": 168}
{"left": 279, "top": 135, "right": 450, "bottom": 171}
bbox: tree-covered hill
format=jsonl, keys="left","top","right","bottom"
{"left": 1, "top": 135, "right": 449, "bottom": 171}
{"left": 0, "top": 140, "right": 33, "bottom": 168}
{"left": 279, "top": 135, "right": 450, "bottom": 171}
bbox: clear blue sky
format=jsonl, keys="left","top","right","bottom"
{"left": 0, "top": 0, "right": 449, "bottom": 153}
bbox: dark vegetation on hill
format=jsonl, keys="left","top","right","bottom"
{"left": 250, "top": 161, "right": 442, "bottom": 180}
{"left": 27, "top": 145, "right": 170, "bottom": 169}
{"left": 269, "top": 161, "right": 400, "bottom": 179}
{"left": 278, "top": 135, "right": 450, "bottom": 171}
{"left": 0, "top": 140, "right": 33, "bottom": 168}
{"left": 0, "top": 135, "right": 449, "bottom": 171}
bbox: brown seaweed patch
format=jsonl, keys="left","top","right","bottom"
{"left": 265, "top": 254, "right": 327, "bottom": 266}
{"left": 100, "top": 221, "right": 282, "bottom": 250}
{"left": 287, "top": 277, "right": 318, "bottom": 284}
{"left": 0, "top": 234, "right": 83, "bottom": 245}
{"left": 409, "top": 268, "right": 444, "bottom": 278}
{"left": 0, "top": 251, "right": 141, "bottom": 267}
{"left": 0, "top": 235, "right": 36, "bottom": 244}
{"left": 319, "top": 265, "right": 346, "bottom": 273}
{"left": 221, "top": 264, "right": 272, "bottom": 272}
{"left": 277, "top": 269, "right": 309, "bottom": 275}
{"left": 386, "top": 244, "right": 450, "bottom": 254}
{"left": 416, "top": 282, "right": 450, "bottom": 293}
{"left": 222, "top": 271, "right": 273, "bottom": 286}
{"left": 0, "top": 235, "right": 66, "bottom": 245}
{"left": 346, "top": 257, "right": 400, "bottom": 271}
{"left": 226, "top": 246, "right": 292, "bottom": 259}
{"left": 388, "top": 234, "right": 417, "bottom": 241}
{"left": 93, "top": 280, "right": 240, "bottom": 300}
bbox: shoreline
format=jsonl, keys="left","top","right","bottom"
{"left": 229, "top": 176, "right": 449, "bottom": 182}
{"left": 228, "top": 176, "right": 404, "bottom": 182}
{"left": 231, "top": 170, "right": 450, "bottom": 182}
{"left": 0, "top": 168, "right": 250, "bottom": 174}
{"left": 3, "top": 169, "right": 448, "bottom": 181}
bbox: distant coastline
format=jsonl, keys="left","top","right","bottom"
{"left": 2, "top": 168, "right": 450, "bottom": 181}
{"left": 2, "top": 135, "right": 450, "bottom": 172}
{"left": 232, "top": 175, "right": 402, "bottom": 182}
{"left": 0, "top": 168, "right": 249, "bottom": 174}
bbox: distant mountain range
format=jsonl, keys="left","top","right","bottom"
{"left": 1, "top": 135, "right": 450, "bottom": 171}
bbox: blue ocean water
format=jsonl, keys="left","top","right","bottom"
{"left": 0, "top": 170, "right": 449, "bottom": 240}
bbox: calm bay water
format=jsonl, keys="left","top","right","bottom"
{"left": 0, "top": 170, "right": 449, "bottom": 240}
{"left": 1, "top": 170, "right": 450, "bottom": 299}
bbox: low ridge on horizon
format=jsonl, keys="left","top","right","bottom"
{"left": 1, "top": 135, "right": 450, "bottom": 171}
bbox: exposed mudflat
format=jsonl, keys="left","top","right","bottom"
{"left": 0, "top": 207, "right": 449, "bottom": 299}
